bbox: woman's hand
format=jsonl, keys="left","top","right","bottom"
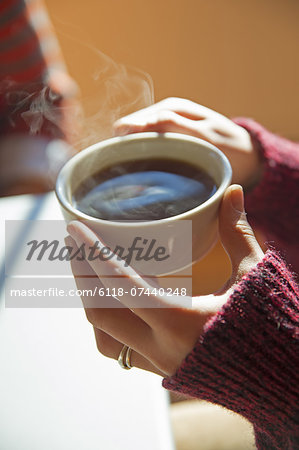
{"left": 114, "top": 98, "right": 262, "bottom": 188}
{"left": 67, "top": 185, "right": 264, "bottom": 377}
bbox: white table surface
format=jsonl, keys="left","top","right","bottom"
{"left": 0, "top": 193, "right": 174, "bottom": 450}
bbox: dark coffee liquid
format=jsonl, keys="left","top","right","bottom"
{"left": 73, "top": 158, "right": 217, "bottom": 221}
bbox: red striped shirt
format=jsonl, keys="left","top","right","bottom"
{"left": 0, "top": 0, "right": 77, "bottom": 139}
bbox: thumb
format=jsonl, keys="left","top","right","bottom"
{"left": 219, "top": 184, "right": 264, "bottom": 284}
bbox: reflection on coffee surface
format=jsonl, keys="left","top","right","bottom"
{"left": 73, "top": 158, "right": 217, "bottom": 221}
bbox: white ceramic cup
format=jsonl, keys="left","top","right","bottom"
{"left": 56, "top": 132, "right": 232, "bottom": 277}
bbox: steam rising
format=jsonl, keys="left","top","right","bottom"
{"left": 1, "top": 80, "right": 63, "bottom": 137}
{"left": 76, "top": 47, "right": 154, "bottom": 148}
{"left": 17, "top": 86, "right": 60, "bottom": 134}
{"left": 0, "top": 38, "right": 154, "bottom": 192}
{"left": 1, "top": 42, "right": 154, "bottom": 149}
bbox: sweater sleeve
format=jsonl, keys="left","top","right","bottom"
{"left": 233, "top": 118, "right": 299, "bottom": 272}
{"left": 163, "top": 251, "right": 299, "bottom": 450}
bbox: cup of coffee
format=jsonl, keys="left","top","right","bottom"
{"left": 56, "top": 132, "right": 231, "bottom": 277}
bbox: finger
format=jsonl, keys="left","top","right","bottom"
{"left": 114, "top": 109, "right": 201, "bottom": 136}
{"left": 113, "top": 98, "right": 215, "bottom": 136}
{"left": 67, "top": 236, "right": 154, "bottom": 356}
{"left": 219, "top": 185, "right": 264, "bottom": 284}
{"left": 66, "top": 235, "right": 126, "bottom": 309}
{"left": 67, "top": 222, "right": 172, "bottom": 325}
{"left": 155, "top": 97, "right": 212, "bottom": 118}
{"left": 93, "top": 328, "right": 165, "bottom": 376}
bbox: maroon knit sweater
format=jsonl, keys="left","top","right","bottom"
{"left": 235, "top": 118, "right": 299, "bottom": 275}
{"left": 163, "top": 120, "right": 299, "bottom": 450}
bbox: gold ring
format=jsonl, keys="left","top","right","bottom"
{"left": 118, "top": 345, "right": 132, "bottom": 370}
{"left": 125, "top": 347, "right": 133, "bottom": 369}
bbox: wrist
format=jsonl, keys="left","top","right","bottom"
{"left": 230, "top": 124, "right": 264, "bottom": 190}
{"left": 242, "top": 135, "right": 264, "bottom": 192}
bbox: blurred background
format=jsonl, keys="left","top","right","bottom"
{"left": 46, "top": 0, "right": 299, "bottom": 139}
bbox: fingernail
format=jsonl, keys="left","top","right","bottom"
{"left": 67, "top": 221, "right": 80, "bottom": 240}
{"left": 230, "top": 185, "right": 244, "bottom": 212}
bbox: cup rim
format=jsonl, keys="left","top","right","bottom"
{"left": 55, "top": 132, "right": 232, "bottom": 227}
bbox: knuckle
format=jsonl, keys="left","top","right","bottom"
{"left": 156, "top": 109, "right": 173, "bottom": 123}
{"left": 95, "top": 332, "right": 113, "bottom": 357}
{"left": 144, "top": 110, "right": 176, "bottom": 131}
{"left": 84, "top": 308, "right": 99, "bottom": 326}
{"left": 234, "top": 219, "right": 255, "bottom": 237}
{"left": 235, "top": 225, "right": 255, "bottom": 238}
{"left": 84, "top": 308, "right": 94, "bottom": 324}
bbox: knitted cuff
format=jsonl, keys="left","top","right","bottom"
{"left": 232, "top": 118, "right": 299, "bottom": 245}
{"left": 163, "top": 251, "right": 299, "bottom": 444}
